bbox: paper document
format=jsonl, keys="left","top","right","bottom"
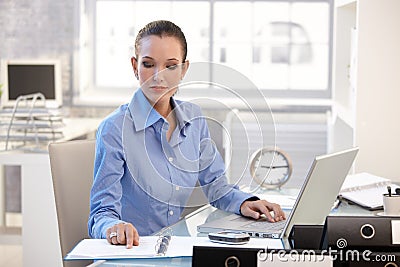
{"left": 66, "top": 236, "right": 283, "bottom": 260}
{"left": 340, "top": 172, "right": 391, "bottom": 192}
{"left": 339, "top": 172, "right": 400, "bottom": 210}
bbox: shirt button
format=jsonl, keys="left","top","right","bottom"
{"left": 175, "top": 186, "right": 180, "bottom": 191}
{"left": 168, "top": 157, "right": 173, "bottom": 162}
{"left": 169, "top": 210, "right": 174, "bottom": 216}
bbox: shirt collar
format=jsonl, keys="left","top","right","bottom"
{"left": 129, "top": 89, "right": 192, "bottom": 132}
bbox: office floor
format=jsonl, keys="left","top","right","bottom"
{"left": 0, "top": 213, "right": 22, "bottom": 267}
{"left": 0, "top": 244, "right": 22, "bottom": 267}
{"left": 0, "top": 225, "right": 22, "bottom": 267}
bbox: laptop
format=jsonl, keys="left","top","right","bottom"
{"left": 197, "top": 147, "right": 359, "bottom": 239}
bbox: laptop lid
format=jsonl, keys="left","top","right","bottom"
{"left": 197, "top": 147, "right": 359, "bottom": 238}
{"left": 281, "top": 147, "right": 359, "bottom": 237}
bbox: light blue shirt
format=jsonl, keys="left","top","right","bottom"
{"left": 88, "top": 89, "right": 254, "bottom": 238}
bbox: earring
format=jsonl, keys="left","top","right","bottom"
{"left": 135, "top": 73, "right": 139, "bottom": 80}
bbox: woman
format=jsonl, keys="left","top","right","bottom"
{"left": 88, "top": 20, "right": 285, "bottom": 248}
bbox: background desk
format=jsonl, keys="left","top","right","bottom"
{"left": 94, "top": 195, "right": 374, "bottom": 267}
{"left": 0, "top": 117, "right": 101, "bottom": 267}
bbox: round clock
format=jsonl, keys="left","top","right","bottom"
{"left": 249, "top": 147, "right": 293, "bottom": 189}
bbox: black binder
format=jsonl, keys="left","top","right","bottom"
{"left": 193, "top": 216, "right": 400, "bottom": 267}
{"left": 192, "top": 246, "right": 261, "bottom": 267}
{"left": 288, "top": 224, "right": 325, "bottom": 249}
{"left": 321, "top": 216, "right": 400, "bottom": 251}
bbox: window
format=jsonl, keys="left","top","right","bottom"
{"left": 76, "top": 0, "right": 332, "bottom": 104}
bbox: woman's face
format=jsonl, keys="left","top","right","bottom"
{"left": 131, "top": 35, "right": 189, "bottom": 105}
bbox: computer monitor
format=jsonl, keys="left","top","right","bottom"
{"left": 0, "top": 59, "right": 62, "bottom": 108}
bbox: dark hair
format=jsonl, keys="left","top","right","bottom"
{"left": 135, "top": 20, "right": 187, "bottom": 62}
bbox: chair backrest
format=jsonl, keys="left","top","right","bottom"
{"left": 49, "top": 139, "right": 95, "bottom": 267}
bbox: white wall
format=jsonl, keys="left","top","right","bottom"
{"left": 355, "top": 0, "right": 400, "bottom": 182}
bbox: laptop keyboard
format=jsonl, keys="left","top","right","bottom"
{"left": 242, "top": 219, "right": 286, "bottom": 230}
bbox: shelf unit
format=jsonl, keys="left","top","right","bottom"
{"left": 0, "top": 93, "right": 64, "bottom": 151}
{"left": 329, "top": 0, "right": 357, "bottom": 152}
{"left": 330, "top": 0, "right": 400, "bottom": 181}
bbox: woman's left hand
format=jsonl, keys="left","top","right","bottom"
{"left": 240, "top": 199, "right": 286, "bottom": 222}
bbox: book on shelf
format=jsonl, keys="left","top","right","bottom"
{"left": 339, "top": 172, "right": 400, "bottom": 210}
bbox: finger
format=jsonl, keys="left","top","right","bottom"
{"left": 268, "top": 202, "right": 285, "bottom": 221}
{"left": 111, "top": 232, "right": 119, "bottom": 244}
{"left": 241, "top": 201, "right": 261, "bottom": 219}
{"left": 272, "top": 210, "right": 283, "bottom": 221}
{"left": 257, "top": 201, "right": 275, "bottom": 222}
{"left": 116, "top": 223, "right": 127, "bottom": 245}
{"left": 110, "top": 226, "right": 119, "bottom": 245}
{"left": 125, "top": 223, "right": 139, "bottom": 248}
{"left": 274, "top": 208, "right": 285, "bottom": 220}
{"left": 125, "top": 226, "right": 133, "bottom": 249}
{"left": 132, "top": 227, "right": 139, "bottom": 246}
{"left": 106, "top": 226, "right": 117, "bottom": 244}
{"left": 246, "top": 208, "right": 262, "bottom": 220}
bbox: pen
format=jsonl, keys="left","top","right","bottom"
{"left": 333, "top": 198, "right": 342, "bottom": 209}
{"left": 387, "top": 186, "right": 392, "bottom": 197}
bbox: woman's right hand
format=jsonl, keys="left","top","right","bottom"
{"left": 106, "top": 222, "right": 139, "bottom": 248}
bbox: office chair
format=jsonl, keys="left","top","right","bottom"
{"left": 49, "top": 139, "right": 207, "bottom": 266}
{"left": 49, "top": 139, "right": 95, "bottom": 267}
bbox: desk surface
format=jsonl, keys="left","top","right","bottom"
{"left": 91, "top": 191, "right": 375, "bottom": 267}
{"left": 0, "top": 116, "right": 101, "bottom": 152}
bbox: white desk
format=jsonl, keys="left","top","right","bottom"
{"left": 0, "top": 117, "right": 101, "bottom": 152}
{"left": 0, "top": 117, "right": 101, "bottom": 267}
{"left": 58, "top": 118, "right": 101, "bottom": 142}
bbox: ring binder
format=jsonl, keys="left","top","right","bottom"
{"left": 155, "top": 227, "right": 173, "bottom": 256}
{"left": 155, "top": 235, "right": 171, "bottom": 256}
